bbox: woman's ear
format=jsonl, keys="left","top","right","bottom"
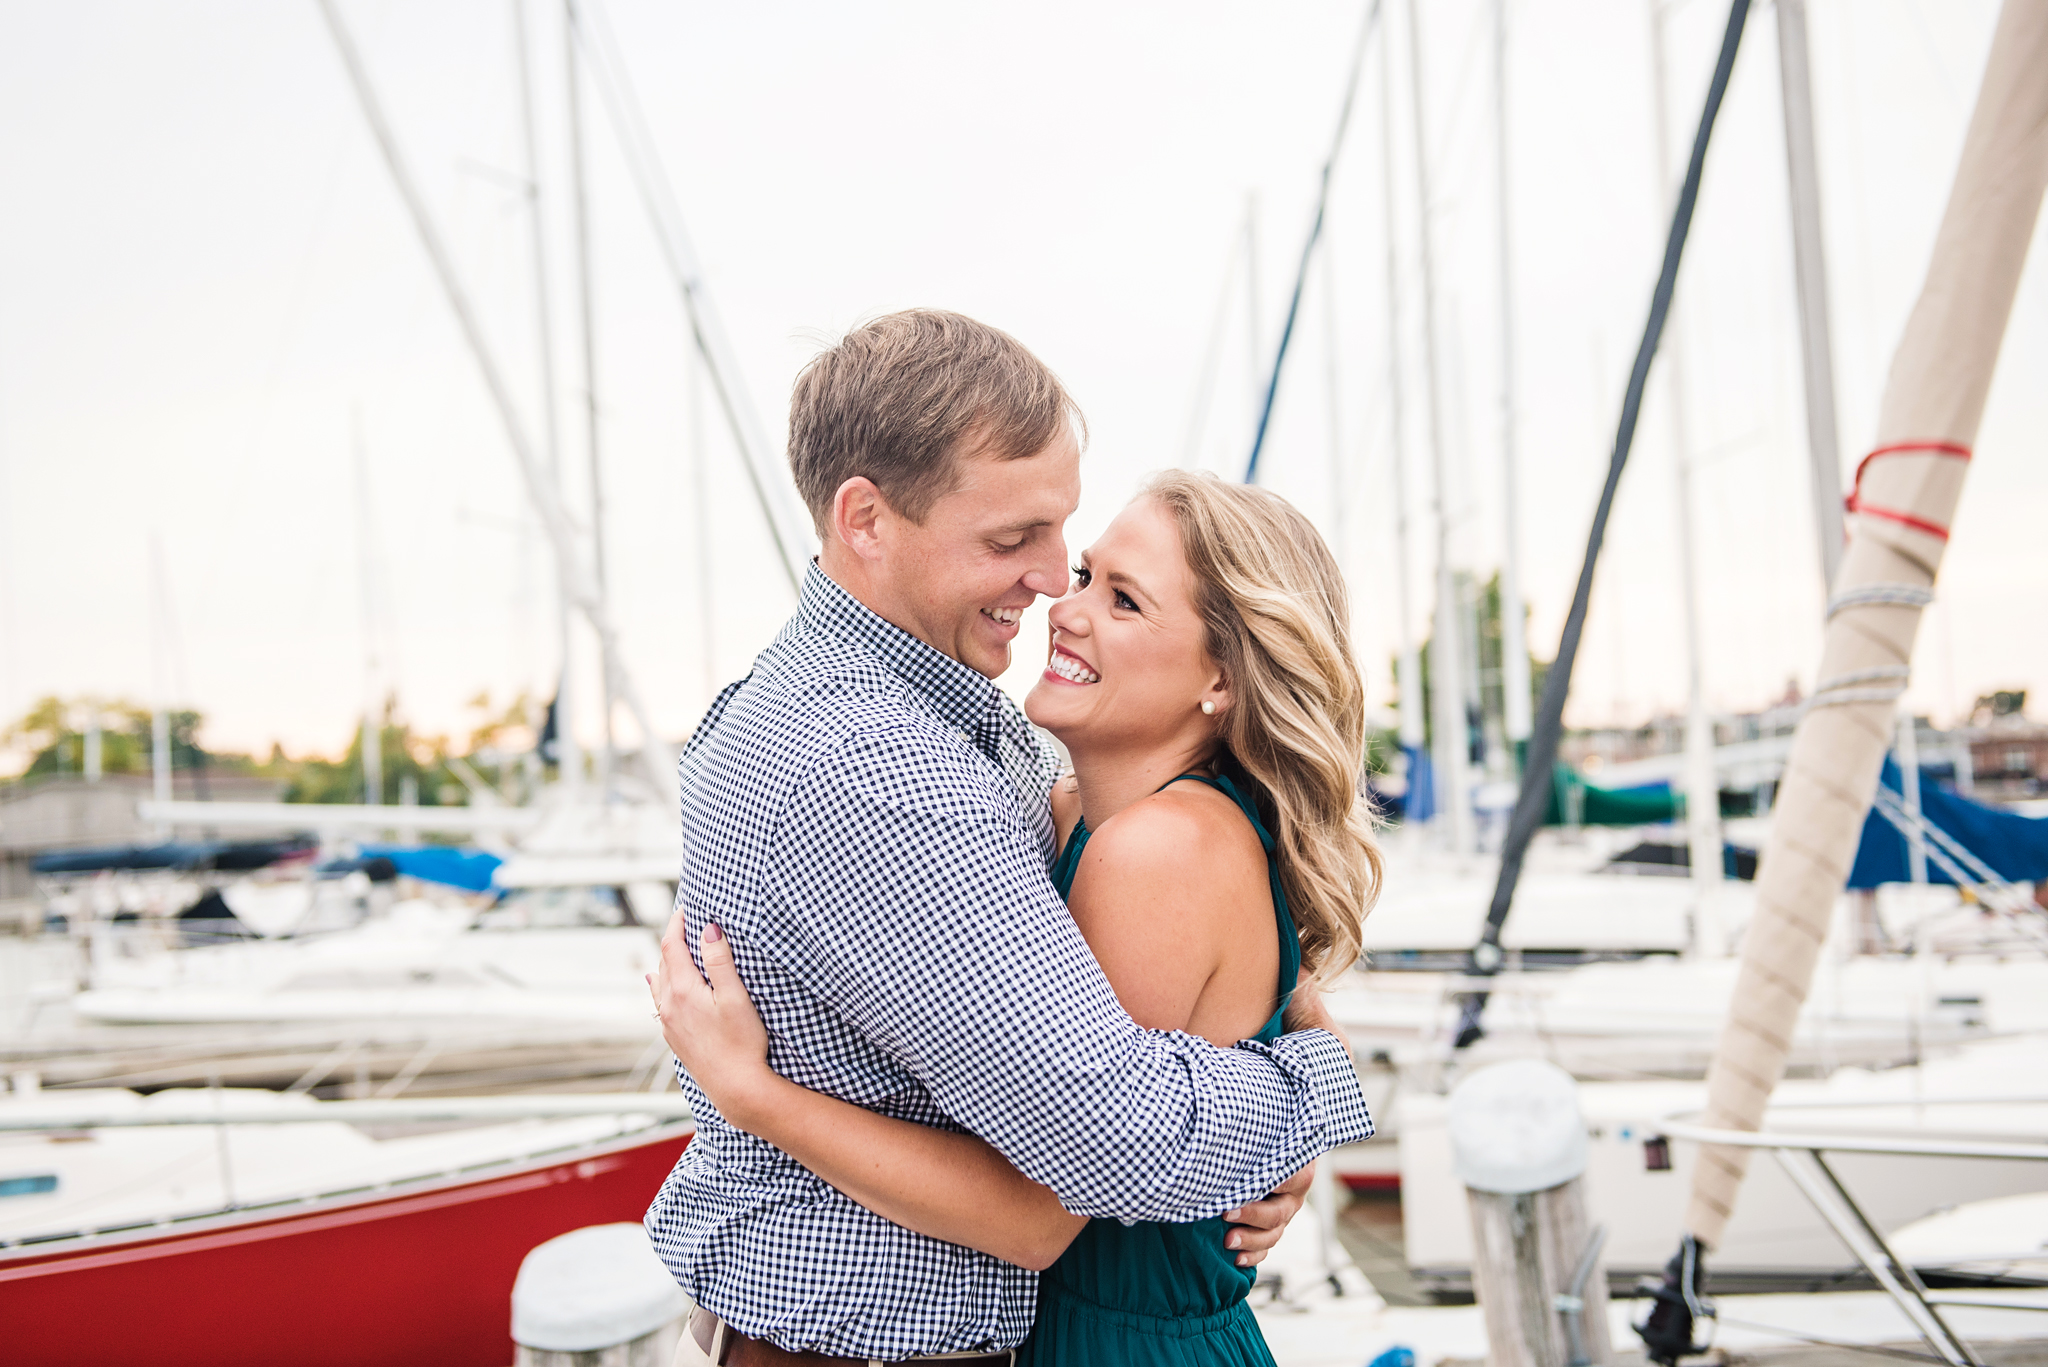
{"left": 1201, "top": 669, "right": 1231, "bottom": 721}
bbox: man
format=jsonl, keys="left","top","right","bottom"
{"left": 648, "top": 310, "right": 1371, "bottom": 1364}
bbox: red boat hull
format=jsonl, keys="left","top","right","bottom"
{"left": 0, "top": 1126, "right": 691, "bottom": 1367}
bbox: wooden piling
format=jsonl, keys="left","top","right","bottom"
{"left": 1448, "top": 1059, "right": 1611, "bottom": 1367}
{"left": 511, "top": 1223, "right": 687, "bottom": 1367}
{"left": 1466, "top": 1177, "right": 1611, "bottom": 1367}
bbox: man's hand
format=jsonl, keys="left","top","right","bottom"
{"left": 1221, "top": 1162, "right": 1314, "bottom": 1268}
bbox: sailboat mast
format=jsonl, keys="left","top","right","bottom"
{"left": 1404, "top": 0, "right": 1472, "bottom": 854}
{"left": 1323, "top": 240, "right": 1345, "bottom": 573}
{"left": 512, "top": 0, "right": 580, "bottom": 800}
{"left": 565, "top": 0, "right": 814, "bottom": 589}
{"left": 1381, "top": 4, "right": 1422, "bottom": 765}
{"left": 1775, "top": 0, "right": 1847, "bottom": 589}
{"left": 351, "top": 408, "right": 384, "bottom": 808}
{"left": 690, "top": 344, "right": 717, "bottom": 710}
{"left": 1493, "top": 0, "right": 1532, "bottom": 758}
{"left": 563, "top": 0, "right": 615, "bottom": 799}
{"left": 1683, "top": 0, "right": 2048, "bottom": 1263}
{"left": 1650, "top": 0, "right": 1722, "bottom": 893}
{"left": 318, "top": 0, "right": 675, "bottom": 803}
{"left": 149, "top": 532, "right": 173, "bottom": 829}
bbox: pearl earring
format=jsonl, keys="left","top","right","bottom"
{"left": 1200, "top": 700, "right": 1216, "bottom": 716}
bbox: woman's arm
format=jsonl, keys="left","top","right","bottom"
{"left": 649, "top": 851, "right": 1306, "bottom": 1271}
{"left": 719, "top": 1064, "right": 1084, "bottom": 1271}
{"left": 652, "top": 920, "right": 1083, "bottom": 1271}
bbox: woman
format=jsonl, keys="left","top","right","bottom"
{"left": 654, "top": 471, "right": 1382, "bottom": 1365}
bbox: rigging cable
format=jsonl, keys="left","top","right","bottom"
{"left": 1243, "top": 0, "right": 1382, "bottom": 484}
{"left": 1455, "top": 0, "right": 1753, "bottom": 1049}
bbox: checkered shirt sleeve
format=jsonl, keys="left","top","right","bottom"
{"left": 645, "top": 566, "right": 1372, "bottom": 1361}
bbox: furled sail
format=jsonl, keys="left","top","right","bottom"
{"left": 1684, "top": 0, "right": 2048, "bottom": 1249}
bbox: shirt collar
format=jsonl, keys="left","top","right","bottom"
{"left": 797, "top": 562, "right": 1010, "bottom": 742}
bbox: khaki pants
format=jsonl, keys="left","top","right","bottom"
{"left": 673, "top": 1308, "right": 1015, "bottom": 1367}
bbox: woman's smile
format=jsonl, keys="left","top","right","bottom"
{"left": 1043, "top": 641, "right": 1100, "bottom": 686}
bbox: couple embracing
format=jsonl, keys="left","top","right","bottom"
{"left": 646, "top": 309, "right": 1383, "bottom": 1367}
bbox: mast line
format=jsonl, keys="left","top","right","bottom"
{"left": 1404, "top": 0, "right": 1473, "bottom": 855}
{"left": 1382, "top": 0, "right": 1422, "bottom": 763}
{"left": 1493, "top": 0, "right": 1532, "bottom": 751}
{"left": 1244, "top": 0, "right": 1381, "bottom": 484}
{"left": 562, "top": 0, "right": 615, "bottom": 799}
{"left": 1776, "top": 0, "right": 1847, "bottom": 590}
{"left": 1649, "top": 0, "right": 1725, "bottom": 899}
{"left": 1461, "top": 0, "right": 1753, "bottom": 1040}
{"left": 567, "top": 0, "right": 813, "bottom": 591}
{"left": 511, "top": 0, "right": 582, "bottom": 802}
{"left": 351, "top": 406, "right": 383, "bottom": 810}
{"left": 316, "top": 0, "right": 674, "bottom": 802}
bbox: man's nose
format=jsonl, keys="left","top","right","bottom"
{"left": 1021, "top": 532, "right": 1068, "bottom": 601}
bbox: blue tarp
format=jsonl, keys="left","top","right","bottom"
{"left": 355, "top": 843, "right": 504, "bottom": 894}
{"left": 32, "top": 840, "right": 309, "bottom": 874}
{"left": 1847, "top": 759, "right": 2048, "bottom": 889}
{"left": 1398, "top": 744, "right": 1434, "bottom": 823}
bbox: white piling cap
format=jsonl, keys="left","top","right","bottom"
{"left": 511, "top": 1223, "right": 688, "bottom": 1352}
{"left": 1446, "top": 1059, "right": 1588, "bottom": 1195}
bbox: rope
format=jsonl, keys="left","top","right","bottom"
{"left": 1826, "top": 584, "right": 1934, "bottom": 619}
{"left": 1807, "top": 664, "right": 1910, "bottom": 709}
{"left": 1843, "top": 440, "right": 1972, "bottom": 541}
{"left": 1806, "top": 687, "right": 1908, "bottom": 708}
{"left": 1813, "top": 665, "right": 1910, "bottom": 693}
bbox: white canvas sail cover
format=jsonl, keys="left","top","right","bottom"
{"left": 1686, "top": 0, "right": 2048, "bottom": 1247}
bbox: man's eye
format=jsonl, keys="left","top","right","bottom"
{"left": 993, "top": 539, "right": 1025, "bottom": 553}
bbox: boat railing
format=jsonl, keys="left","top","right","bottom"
{"left": 0, "top": 1092, "right": 696, "bottom": 1255}
{"left": 0, "top": 1092, "right": 695, "bottom": 1130}
{"left": 1657, "top": 1112, "right": 2048, "bottom": 1367}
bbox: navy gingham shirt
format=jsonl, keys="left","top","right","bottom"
{"left": 646, "top": 565, "right": 1372, "bottom": 1358}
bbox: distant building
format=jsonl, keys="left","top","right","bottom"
{"left": 0, "top": 773, "right": 286, "bottom": 901}
{"left": 1964, "top": 715, "right": 2048, "bottom": 801}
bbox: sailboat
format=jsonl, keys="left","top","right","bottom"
{"left": 0, "top": 1084, "right": 692, "bottom": 1367}
{"left": 2, "top": 11, "right": 799, "bottom": 1363}
{"left": 1638, "top": 3, "right": 2048, "bottom": 1362}
{"left": 1227, "top": 3, "right": 2048, "bottom": 1336}
{"left": 54, "top": 0, "right": 812, "bottom": 1042}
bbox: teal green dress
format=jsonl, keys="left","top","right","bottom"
{"left": 1019, "top": 771, "right": 1299, "bottom": 1367}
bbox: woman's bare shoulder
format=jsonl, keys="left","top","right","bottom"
{"left": 1066, "top": 781, "right": 1271, "bottom": 1034}
{"left": 1078, "top": 781, "right": 1263, "bottom": 899}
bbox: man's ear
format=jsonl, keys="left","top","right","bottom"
{"left": 831, "top": 477, "right": 889, "bottom": 563}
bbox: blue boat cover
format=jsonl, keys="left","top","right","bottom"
{"left": 355, "top": 843, "right": 504, "bottom": 894}
{"left": 1847, "top": 759, "right": 2048, "bottom": 889}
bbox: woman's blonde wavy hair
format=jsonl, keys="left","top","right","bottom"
{"left": 1144, "top": 470, "right": 1383, "bottom": 981}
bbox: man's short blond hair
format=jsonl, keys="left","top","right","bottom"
{"left": 788, "top": 310, "right": 1083, "bottom": 532}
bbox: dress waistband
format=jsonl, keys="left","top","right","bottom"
{"left": 1032, "top": 1284, "right": 1256, "bottom": 1339}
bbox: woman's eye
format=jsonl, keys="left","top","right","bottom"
{"left": 1071, "top": 566, "right": 1091, "bottom": 588}
{"left": 1114, "top": 591, "right": 1138, "bottom": 611}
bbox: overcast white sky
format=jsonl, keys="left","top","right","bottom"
{"left": 1, "top": 0, "right": 2041, "bottom": 769}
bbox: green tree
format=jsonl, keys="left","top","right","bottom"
{"left": 280, "top": 693, "right": 471, "bottom": 807}
{"left": 0, "top": 696, "right": 237, "bottom": 782}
